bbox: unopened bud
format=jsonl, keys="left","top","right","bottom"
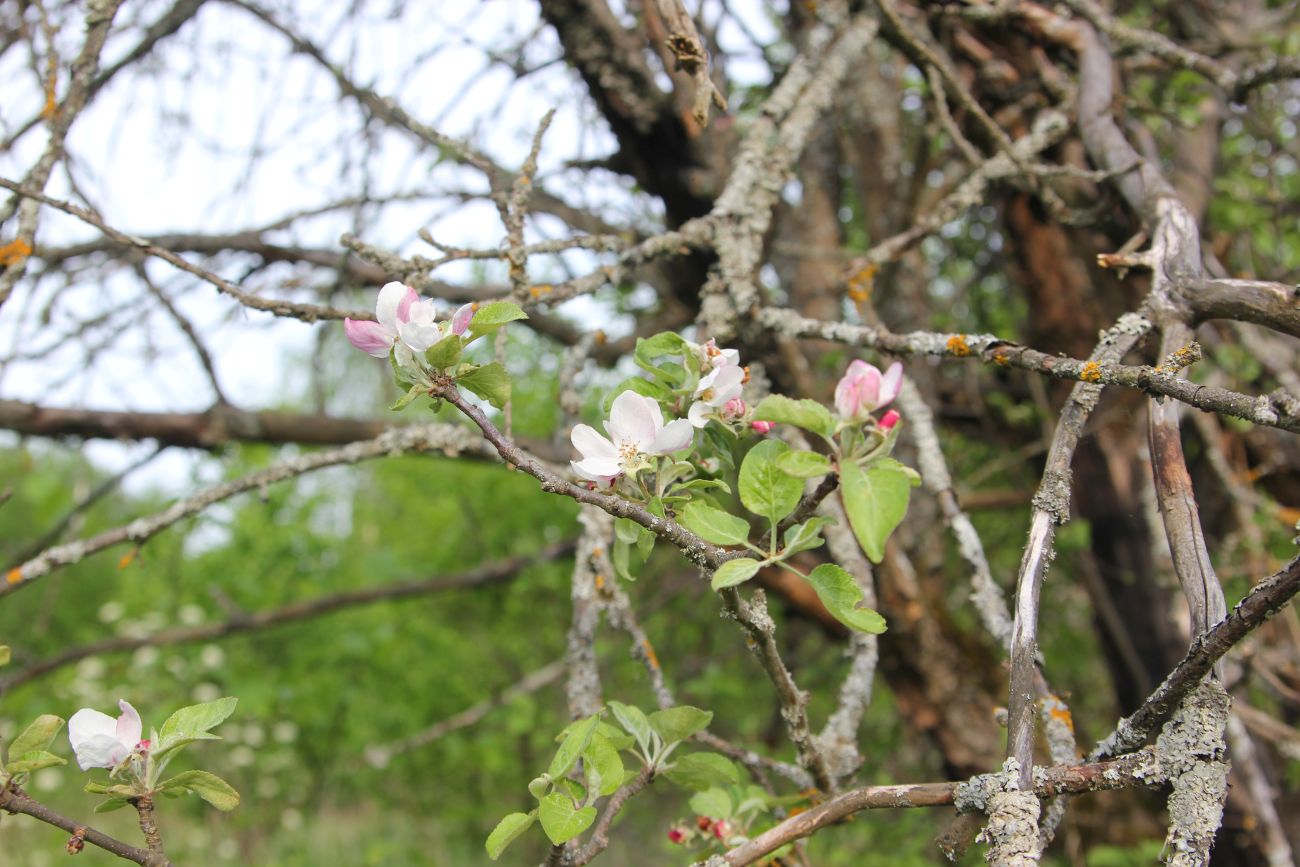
{"left": 878, "top": 409, "right": 901, "bottom": 431}
{"left": 751, "top": 420, "right": 774, "bottom": 435}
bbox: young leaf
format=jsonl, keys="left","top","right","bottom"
{"left": 457, "top": 362, "right": 511, "bottom": 410}
{"left": 5, "top": 750, "right": 66, "bottom": 775}
{"left": 839, "top": 459, "right": 912, "bottom": 563}
{"left": 634, "top": 332, "right": 688, "bottom": 363}
{"left": 548, "top": 713, "right": 601, "bottom": 780}
{"left": 390, "top": 383, "right": 423, "bottom": 411}
{"left": 423, "top": 334, "right": 463, "bottom": 370}
{"left": 711, "top": 557, "right": 761, "bottom": 590}
{"left": 775, "top": 450, "right": 833, "bottom": 479}
{"left": 806, "top": 564, "right": 887, "bottom": 634}
{"left": 584, "top": 735, "right": 626, "bottom": 797}
{"left": 9, "top": 715, "right": 64, "bottom": 760}
{"left": 663, "top": 752, "right": 743, "bottom": 791}
{"left": 468, "top": 301, "right": 528, "bottom": 339}
{"left": 678, "top": 501, "right": 750, "bottom": 546}
{"left": 647, "top": 706, "right": 712, "bottom": 745}
{"left": 538, "top": 792, "right": 597, "bottom": 845}
{"left": 486, "top": 811, "right": 537, "bottom": 860}
{"left": 94, "top": 798, "right": 132, "bottom": 814}
{"left": 159, "top": 697, "right": 237, "bottom": 741}
{"left": 159, "top": 770, "right": 240, "bottom": 811}
{"left": 606, "top": 376, "right": 669, "bottom": 409}
{"left": 738, "top": 440, "right": 803, "bottom": 526}
{"left": 608, "top": 702, "right": 653, "bottom": 755}
{"left": 782, "top": 516, "right": 833, "bottom": 556}
{"left": 688, "top": 787, "right": 734, "bottom": 820}
{"left": 751, "top": 395, "right": 836, "bottom": 440}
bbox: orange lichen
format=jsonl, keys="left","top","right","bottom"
{"left": 118, "top": 549, "right": 137, "bottom": 570}
{"left": 528, "top": 284, "right": 553, "bottom": 298}
{"left": 993, "top": 352, "right": 1010, "bottom": 366}
{"left": 846, "top": 262, "right": 877, "bottom": 302}
{"left": 945, "top": 335, "right": 971, "bottom": 356}
{"left": 0, "top": 239, "right": 32, "bottom": 266}
{"left": 593, "top": 573, "right": 606, "bottom": 591}
{"left": 642, "top": 639, "right": 660, "bottom": 670}
{"left": 6, "top": 568, "right": 21, "bottom": 586}
{"left": 1080, "top": 361, "right": 1102, "bottom": 383}
{"left": 1047, "top": 701, "right": 1075, "bottom": 732}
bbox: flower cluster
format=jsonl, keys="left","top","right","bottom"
{"left": 344, "top": 281, "right": 473, "bottom": 365}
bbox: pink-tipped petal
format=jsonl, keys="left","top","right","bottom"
{"left": 396, "top": 287, "right": 418, "bottom": 323}
{"left": 375, "top": 282, "right": 412, "bottom": 331}
{"left": 451, "top": 303, "right": 475, "bottom": 335}
{"left": 344, "top": 319, "right": 393, "bottom": 357}
{"left": 116, "top": 700, "right": 142, "bottom": 748}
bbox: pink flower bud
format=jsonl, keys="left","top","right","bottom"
{"left": 696, "top": 816, "right": 713, "bottom": 831}
{"left": 879, "top": 409, "right": 901, "bottom": 431}
{"left": 667, "top": 827, "right": 687, "bottom": 845}
{"left": 723, "top": 397, "right": 746, "bottom": 419}
{"left": 751, "top": 420, "right": 774, "bottom": 435}
{"left": 834, "top": 360, "right": 903, "bottom": 421}
{"left": 712, "top": 819, "right": 730, "bottom": 840}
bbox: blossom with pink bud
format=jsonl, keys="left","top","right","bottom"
{"left": 834, "top": 360, "right": 902, "bottom": 422}
{"left": 570, "top": 391, "right": 694, "bottom": 487}
{"left": 344, "top": 281, "right": 417, "bottom": 358}
{"left": 687, "top": 364, "right": 745, "bottom": 428}
{"left": 67, "top": 699, "right": 146, "bottom": 771}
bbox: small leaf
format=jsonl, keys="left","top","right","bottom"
{"left": 390, "top": 383, "right": 423, "bottom": 411}
{"left": 457, "top": 361, "right": 512, "bottom": 410}
{"left": 538, "top": 793, "right": 597, "bottom": 845}
{"left": 548, "top": 713, "right": 600, "bottom": 780}
{"left": 775, "top": 450, "right": 833, "bottom": 479}
{"left": 94, "top": 798, "right": 132, "bottom": 814}
{"left": 678, "top": 501, "right": 750, "bottom": 546}
{"left": 5, "top": 750, "right": 66, "bottom": 774}
{"left": 634, "top": 332, "right": 688, "bottom": 363}
{"left": 154, "top": 697, "right": 237, "bottom": 761}
{"left": 584, "top": 735, "right": 626, "bottom": 797}
{"left": 158, "top": 770, "right": 240, "bottom": 811}
{"left": 751, "top": 395, "right": 836, "bottom": 440}
{"left": 664, "top": 752, "right": 743, "bottom": 791}
{"left": 486, "top": 811, "right": 537, "bottom": 860}
{"left": 648, "top": 706, "right": 712, "bottom": 745}
{"left": 423, "top": 334, "right": 464, "bottom": 370}
{"left": 468, "top": 301, "right": 528, "bottom": 338}
{"left": 688, "top": 787, "right": 734, "bottom": 820}
{"left": 839, "top": 459, "right": 912, "bottom": 563}
{"left": 609, "top": 701, "right": 653, "bottom": 754}
{"left": 606, "top": 376, "right": 669, "bottom": 409}
{"left": 739, "top": 440, "right": 803, "bottom": 526}
{"left": 9, "top": 715, "right": 64, "bottom": 760}
{"left": 782, "top": 517, "right": 833, "bottom": 556}
{"left": 711, "top": 557, "right": 761, "bottom": 590}
{"left": 806, "top": 564, "right": 887, "bottom": 634}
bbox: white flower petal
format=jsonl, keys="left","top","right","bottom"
{"left": 399, "top": 321, "right": 444, "bottom": 353}
{"left": 608, "top": 391, "right": 658, "bottom": 448}
{"left": 571, "top": 424, "right": 617, "bottom": 460}
{"left": 652, "top": 418, "right": 694, "bottom": 453}
{"left": 687, "top": 401, "right": 711, "bottom": 428}
{"left": 572, "top": 457, "right": 621, "bottom": 483}
{"left": 72, "top": 733, "right": 128, "bottom": 770}
{"left": 116, "top": 700, "right": 142, "bottom": 748}
{"left": 375, "top": 282, "right": 410, "bottom": 331}
{"left": 68, "top": 709, "right": 123, "bottom": 770}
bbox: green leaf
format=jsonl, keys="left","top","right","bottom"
{"left": 608, "top": 701, "right": 653, "bottom": 754}
{"left": 634, "top": 332, "right": 688, "bottom": 362}
{"left": 158, "top": 770, "right": 240, "bottom": 811}
{"left": 711, "top": 557, "right": 761, "bottom": 590}
{"left": 0, "top": 645, "right": 9, "bottom": 666}
{"left": 390, "top": 383, "right": 423, "bottom": 411}
{"left": 839, "top": 459, "right": 912, "bottom": 563}
{"left": 752, "top": 395, "right": 836, "bottom": 440}
{"left": 9, "top": 715, "right": 64, "bottom": 760}
{"left": 423, "top": 334, "right": 464, "bottom": 370}
{"left": 664, "top": 752, "right": 743, "bottom": 791}
{"left": 584, "top": 735, "right": 626, "bottom": 797}
{"left": 678, "top": 501, "right": 750, "bottom": 546}
{"left": 548, "top": 713, "right": 600, "bottom": 779}
{"left": 154, "top": 697, "right": 237, "bottom": 761}
{"left": 5, "top": 750, "right": 66, "bottom": 774}
{"left": 486, "top": 811, "right": 537, "bottom": 860}
{"left": 739, "top": 440, "right": 803, "bottom": 526}
{"left": 457, "top": 361, "right": 511, "bottom": 410}
{"left": 538, "top": 793, "right": 597, "bottom": 845}
{"left": 648, "top": 706, "right": 712, "bottom": 745}
{"left": 606, "top": 376, "right": 669, "bottom": 408}
{"left": 94, "top": 798, "right": 132, "bottom": 814}
{"left": 468, "top": 301, "right": 528, "bottom": 339}
{"left": 775, "top": 450, "right": 833, "bottom": 479}
{"left": 782, "top": 516, "right": 833, "bottom": 556}
{"left": 688, "top": 787, "right": 734, "bottom": 820}
{"left": 806, "top": 564, "right": 887, "bottom": 634}
{"left": 614, "top": 517, "right": 654, "bottom": 559}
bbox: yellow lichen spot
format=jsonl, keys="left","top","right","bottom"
{"left": 594, "top": 330, "right": 607, "bottom": 345}
{"left": 846, "top": 263, "right": 877, "bottom": 302}
{"left": 946, "top": 335, "right": 971, "bottom": 356}
{"left": 593, "top": 573, "right": 605, "bottom": 591}
{"left": 528, "top": 284, "right": 553, "bottom": 298}
{"left": 6, "top": 568, "right": 21, "bottom": 586}
{"left": 993, "top": 352, "right": 1010, "bottom": 366}
{"left": 642, "top": 639, "right": 660, "bottom": 670}
{"left": 1080, "top": 361, "right": 1102, "bottom": 383}
{"left": 0, "top": 239, "right": 33, "bottom": 266}
{"left": 1047, "top": 702, "right": 1075, "bottom": 732}
{"left": 118, "top": 549, "right": 137, "bottom": 570}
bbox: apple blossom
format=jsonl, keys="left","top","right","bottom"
{"left": 689, "top": 338, "right": 739, "bottom": 373}
{"left": 67, "top": 699, "right": 145, "bottom": 771}
{"left": 879, "top": 409, "right": 901, "bottom": 431}
{"left": 834, "top": 360, "right": 902, "bottom": 421}
{"left": 570, "top": 391, "right": 694, "bottom": 487}
{"left": 687, "top": 363, "right": 745, "bottom": 428}
{"left": 344, "top": 281, "right": 417, "bottom": 357}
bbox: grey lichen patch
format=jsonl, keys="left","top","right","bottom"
{"left": 954, "top": 757, "right": 1022, "bottom": 813}
{"left": 1031, "top": 468, "right": 1074, "bottom": 524}
{"left": 1156, "top": 683, "right": 1230, "bottom": 867}
{"left": 979, "top": 790, "right": 1043, "bottom": 866}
